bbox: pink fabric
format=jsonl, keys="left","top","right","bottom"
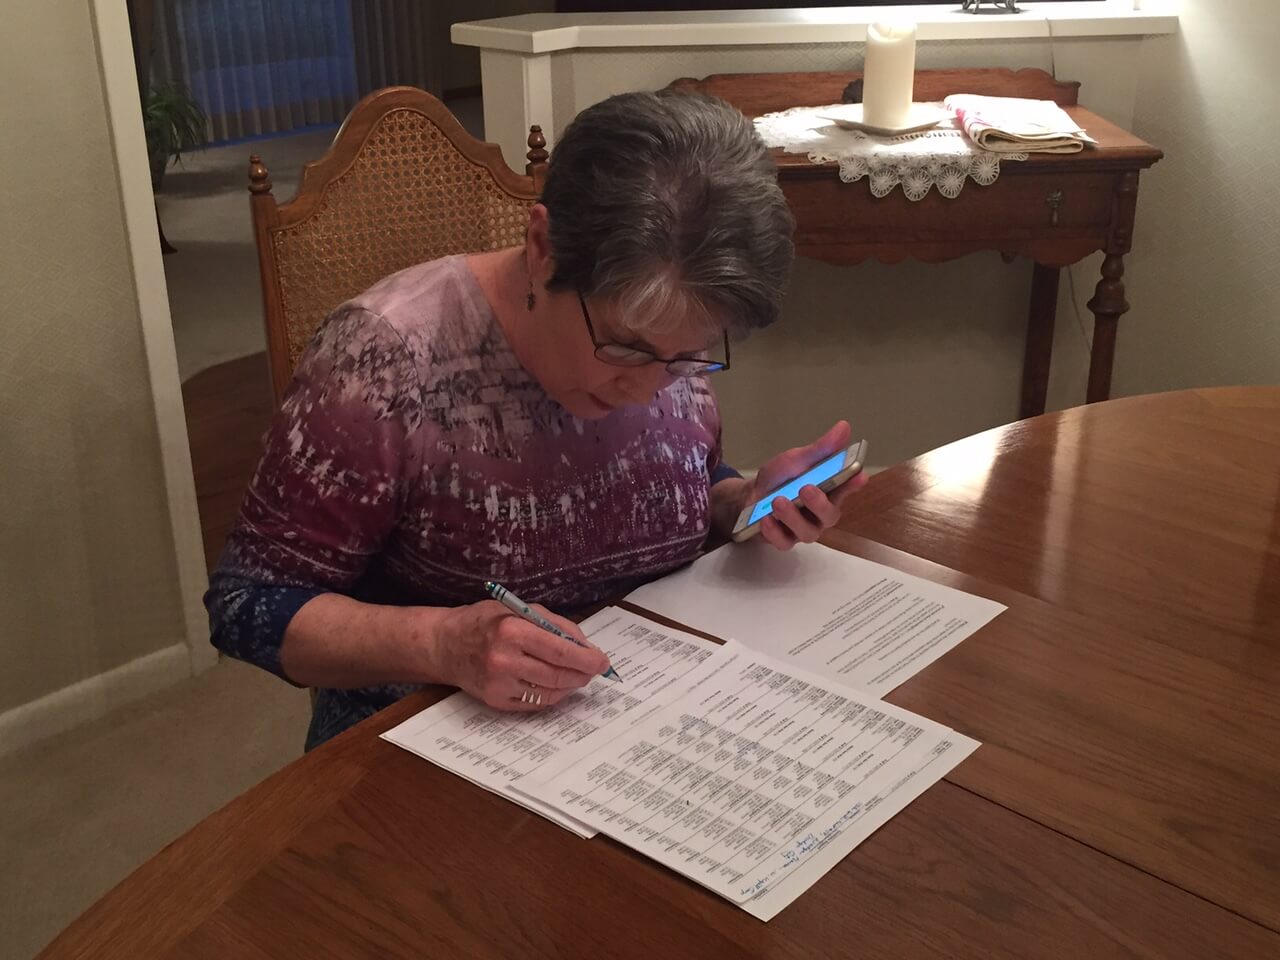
{"left": 221, "top": 255, "right": 724, "bottom": 613}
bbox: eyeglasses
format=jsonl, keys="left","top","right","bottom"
{"left": 577, "top": 291, "right": 730, "bottom": 377}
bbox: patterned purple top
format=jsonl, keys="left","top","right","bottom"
{"left": 206, "top": 256, "right": 732, "bottom": 748}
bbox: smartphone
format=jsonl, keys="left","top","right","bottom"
{"left": 730, "top": 440, "right": 868, "bottom": 542}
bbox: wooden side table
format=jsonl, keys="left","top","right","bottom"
{"left": 669, "top": 68, "right": 1164, "bottom": 417}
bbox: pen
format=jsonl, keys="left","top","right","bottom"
{"left": 484, "top": 581, "right": 623, "bottom": 682}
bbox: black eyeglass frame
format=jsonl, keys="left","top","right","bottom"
{"left": 577, "top": 291, "right": 730, "bottom": 377}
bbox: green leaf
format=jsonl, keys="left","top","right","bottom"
{"left": 143, "top": 81, "right": 208, "bottom": 167}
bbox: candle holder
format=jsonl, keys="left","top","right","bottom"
{"left": 961, "top": 0, "right": 1020, "bottom": 12}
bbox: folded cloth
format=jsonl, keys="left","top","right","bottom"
{"left": 944, "top": 94, "right": 1098, "bottom": 154}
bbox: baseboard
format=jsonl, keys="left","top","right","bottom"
{"left": 0, "top": 644, "right": 192, "bottom": 758}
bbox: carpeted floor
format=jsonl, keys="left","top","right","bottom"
{"left": 0, "top": 660, "right": 311, "bottom": 960}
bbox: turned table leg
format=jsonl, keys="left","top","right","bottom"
{"left": 1085, "top": 171, "right": 1140, "bottom": 405}
{"left": 1021, "top": 262, "right": 1060, "bottom": 419}
{"left": 1086, "top": 252, "right": 1128, "bottom": 403}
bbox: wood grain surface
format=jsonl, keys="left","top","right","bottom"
{"left": 39, "top": 388, "right": 1280, "bottom": 958}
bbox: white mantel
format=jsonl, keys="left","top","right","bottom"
{"left": 456, "top": 3, "right": 1177, "bottom": 55}
{"left": 454, "top": 1, "right": 1178, "bottom": 170}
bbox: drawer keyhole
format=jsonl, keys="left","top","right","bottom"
{"left": 1046, "top": 190, "right": 1064, "bottom": 227}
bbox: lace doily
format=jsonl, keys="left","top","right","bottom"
{"left": 754, "top": 104, "right": 1028, "bottom": 201}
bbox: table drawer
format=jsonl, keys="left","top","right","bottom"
{"left": 782, "top": 170, "right": 1118, "bottom": 254}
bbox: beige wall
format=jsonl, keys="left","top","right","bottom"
{"left": 0, "top": 0, "right": 202, "bottom": 718}
{"left": 1117, "top": 0, "right": 1280, "bottom": 395}
{"left": 536, "top": 36, "right": 1134, "bottom": 467}
{"left": 724, "top": 5, "right": 1280, "bottom": 468}
{"left": 522, "top": 4, "right": 1279, "bottom": 470}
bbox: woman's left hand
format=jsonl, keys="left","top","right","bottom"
{"left": 742, "top": 420, "right": 867, "bottom": 551}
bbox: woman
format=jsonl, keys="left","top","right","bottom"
{"left": 207, "top": 89, "right": 862, "bottom": 749}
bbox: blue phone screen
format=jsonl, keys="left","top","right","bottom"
{"left": 748, "top": 450, "right": 847, "bottom": 525}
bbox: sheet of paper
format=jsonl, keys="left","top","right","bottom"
{"left": 380, "top": 607, "right": 721, "bottom": 836}
{"left": 740, "top": 731, "right": 977, "bottom": 920}
{"left": 624, "top": 540, "right": 1006, "bottom": 696}
{"left": 518, "top": 641, "right": 978, "bottom": 920}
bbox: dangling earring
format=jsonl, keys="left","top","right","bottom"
{"left": 526, "top": 286, "right": 537, "bottom": 311}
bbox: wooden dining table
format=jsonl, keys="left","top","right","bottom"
{"left": 39, "top": 387, "right": 1280, "bottom": 959}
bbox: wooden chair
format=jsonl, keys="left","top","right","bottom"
{"left": 247, "top": 86, "right": 549, "bottom": 402}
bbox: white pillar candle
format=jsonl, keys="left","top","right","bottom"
{"left": 862, "top": 21, "right": 918, "bottom": 130}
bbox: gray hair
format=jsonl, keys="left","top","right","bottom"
{"left": 539, "top": 89, "right": 795, "bottom": 338}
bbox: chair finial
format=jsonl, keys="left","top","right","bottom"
{"left": 526, "top": 125, "right": 549, "bottom": 170}
{"left": 248, "top": 154, "right": 273, "bottom": 195}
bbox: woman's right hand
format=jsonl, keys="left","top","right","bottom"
{"left": 426, "top": 600, "right": 611, "bottom": 711}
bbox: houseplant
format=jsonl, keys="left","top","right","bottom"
{"left": 144, "top": 81, "right": 206, "bottom": 190}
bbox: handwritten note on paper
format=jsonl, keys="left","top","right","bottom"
{"left": 380, "top": 608, "right": 721, "bottom": 836}
{"left": 624, "top": 540, "right": 1005, "bottom": 696}
{"left": 518, "top": 642, "right": 978, "bottom": 919}
{"left": 736, "top": 735, "right": 975, "bottom": 920}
